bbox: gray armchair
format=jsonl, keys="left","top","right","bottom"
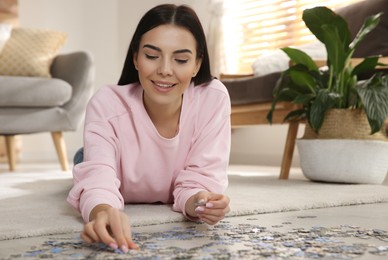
{"left": 0, "top": 51, "right": 95, "bottom": 171}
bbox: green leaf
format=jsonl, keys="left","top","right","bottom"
{"left": 321, "top": 24, "right": 347, "bottom": 75}
{"left": 293, "top": 93, "right": 315, "bottom": 105}
{"left": 282, "top": 47, "right": 318, "bottom": 71}
{"left": 267, "top": 109, "right": 274, "bottom": 124}
{"left": 277, "top": 88, "right": 300, "bottom": 101}
{"left": 314, "top": 69, "right": 330, "bottom": 89}
{"left": 268, "top": 68, "right": 314, "bottom": 124}
{"left": 309, "top": 89, "right": 338, "bottom": 131}
{"left": 303, "top": 6, "right": 351, "bottom": 50}
{"left": 288, "top": 69, "right": 317, "bottom": 93}
{"left": 267, "top": 72, "right": 288, "bottom": 123}
{"left": 302, "top": 6, "right": 351, "bottom": 77}
{"left": 352, "top": 56, "right": 380, "bottom": 76}
{"left": 356, "top": 74, "right": 388, "bottom": 134}
{"left": 284, "top": 109, "right": 306, "bottom": 122}
{"left": 349, "top": 12, "right": 382, "bottom": 51}
{"left": 271, "top": 70, "right": 288, "bottom": 97}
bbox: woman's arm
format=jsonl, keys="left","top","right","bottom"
{"left": 173, "top": 80, "right": 232, "bottom": 223}
{"left": 67, "top": 86, "right": 138, "bottom": 250}
{"left": 67, "top": 86, "right": 125, "bottom": 222}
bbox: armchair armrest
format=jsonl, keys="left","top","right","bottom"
{"left": 50, "top": 51, "right": 95, "bottom": 129}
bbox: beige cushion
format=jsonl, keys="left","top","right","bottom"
{"left": 0, "top": 27, "right": 67, "bottom": 77}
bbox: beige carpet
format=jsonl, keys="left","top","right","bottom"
{"left": 0, "top": 165, "right": 388, "bottom": 241}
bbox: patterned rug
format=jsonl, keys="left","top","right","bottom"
{"left": 1, "top": 167, "right": 387, "bottom": 241}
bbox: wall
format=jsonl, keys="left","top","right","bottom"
{"left": 18, "top": 0, "right": 122, "bottom": 162}
{"left": 16, "top": 0, "right": 302, "bottom": 167}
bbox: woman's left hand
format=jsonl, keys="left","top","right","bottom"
{"left": 186, "top": 191, "right": 230, "bottom": 225}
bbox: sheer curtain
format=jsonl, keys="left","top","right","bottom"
{"left": 219, "top": 0, "right": 363, "bottom": 74}
{"left": 206, "top": 0, "right": 225, "bottom": 78}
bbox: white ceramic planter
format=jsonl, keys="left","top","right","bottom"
{"left": 296, "top": 139, "right": 388, "bottom": 184}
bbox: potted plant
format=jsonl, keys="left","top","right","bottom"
{"left": 267, "top": 6, "right": 388, "bottom": 184}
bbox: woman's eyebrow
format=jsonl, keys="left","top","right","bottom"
{"left": 143, "top": 44, "right": 193, "bottom": 54}
{"left": 143, "top": 44, "right": 161, "bottom": 51}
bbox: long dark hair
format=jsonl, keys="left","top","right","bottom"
{"left": 118, "top": 4, "right": 212, "bottom": 86}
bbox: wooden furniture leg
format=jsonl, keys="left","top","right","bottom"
{"left": 5, "top": 135, "right": 17, "bottom": 171}
{"left": 279, "top": 121, "right": 299, "bottom": 179}
{"left": 51, "top": 131, "right": 69, "bottom": 171}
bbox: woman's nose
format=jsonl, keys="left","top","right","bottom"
{"left": 158, "top": 59, "right": 173, "bottom": 76}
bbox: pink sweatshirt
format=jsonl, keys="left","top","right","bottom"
{"left": 67, "top": 79, "right": 231, "bottom": 223}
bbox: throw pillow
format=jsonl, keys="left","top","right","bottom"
{"left": 0, "top": 23, "right": 12, "bottom": 53}
{"left": 0, "top": 27, "right": 67, "bottom": 77}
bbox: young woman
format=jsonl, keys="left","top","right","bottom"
{"left": 67, "top": 4, "right": 231, "bottom": 252}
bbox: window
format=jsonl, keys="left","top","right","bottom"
{"left": 221, "top": 0, "right": 363, "bottom": 74}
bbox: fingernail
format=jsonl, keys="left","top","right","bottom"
{"left": 205, "top": 202, "right": 214, "bottom": 208}
{"left": 195, "top": 206, "right": 205, "bottom": 212}
{"left": 120, "top": 245, "right": 129, "bottom": 253}
{"left": 109, "top": 242, "right": 118, "bottom": 250}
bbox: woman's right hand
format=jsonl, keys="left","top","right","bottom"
{"left": 81, "top": 204, "right": 139, "bottom": 253}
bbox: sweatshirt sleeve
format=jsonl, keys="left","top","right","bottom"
{"left": 172, "top": 80, "right": 231, "bottom": 218}
{"left": 67, "top": 87, "right": 125, "bottom": 223}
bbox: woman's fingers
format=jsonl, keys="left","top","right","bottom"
{"left": 198, "top": 195, "right": 230, "bottom": 214}
{"left": 198, "top": 213, "right": 224, "bottom": 225}
{"left": 107, "top": 209, "right": 128, "bottom": 252}
{"left": 127, "top": 240, "right": 140, "bottom": 250}
{"left": 122, "top": 217, "right": 140, "bottom": 250}
{"left": 208, "top": 194, "right": 230, "bottom": 206}
{"left": 81, "top": 208, "right": 139, "bottom": 252}
{"left": 195, "top": 193, "right": 230, "bottom": 225}
{"left": 196, "top": 204, "right": 229, "bottom": 223}
{"left": 94, "top": 212, "right": 117, "bottom": 246}
{"left": 196, "top": 207, "right": 230, "bottom": 222}
{"left": 80, "top": 230, "right": 95, "bottom": 244}
{"left": 82, "top": 221, "right": 100, "bottom": 242}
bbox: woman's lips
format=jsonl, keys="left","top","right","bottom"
{"left": 152, "top": 81, "right": 176, "bottom": 91}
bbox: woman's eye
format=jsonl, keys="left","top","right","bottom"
{"left": 145, "top": 54, "right": 158, "bottom": 60}
{"left": 176, "top": 59, "right": 188, "bottom": 64}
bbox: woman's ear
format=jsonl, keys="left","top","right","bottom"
{"left": 193, "top": 57, "right": 202, "bottom": 77}
{"left": 133, "top": 53, "right": 138, "bottom": 70}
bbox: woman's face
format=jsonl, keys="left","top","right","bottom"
{"left": 133, "top": 24, "right": 202, "bottom": 108}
